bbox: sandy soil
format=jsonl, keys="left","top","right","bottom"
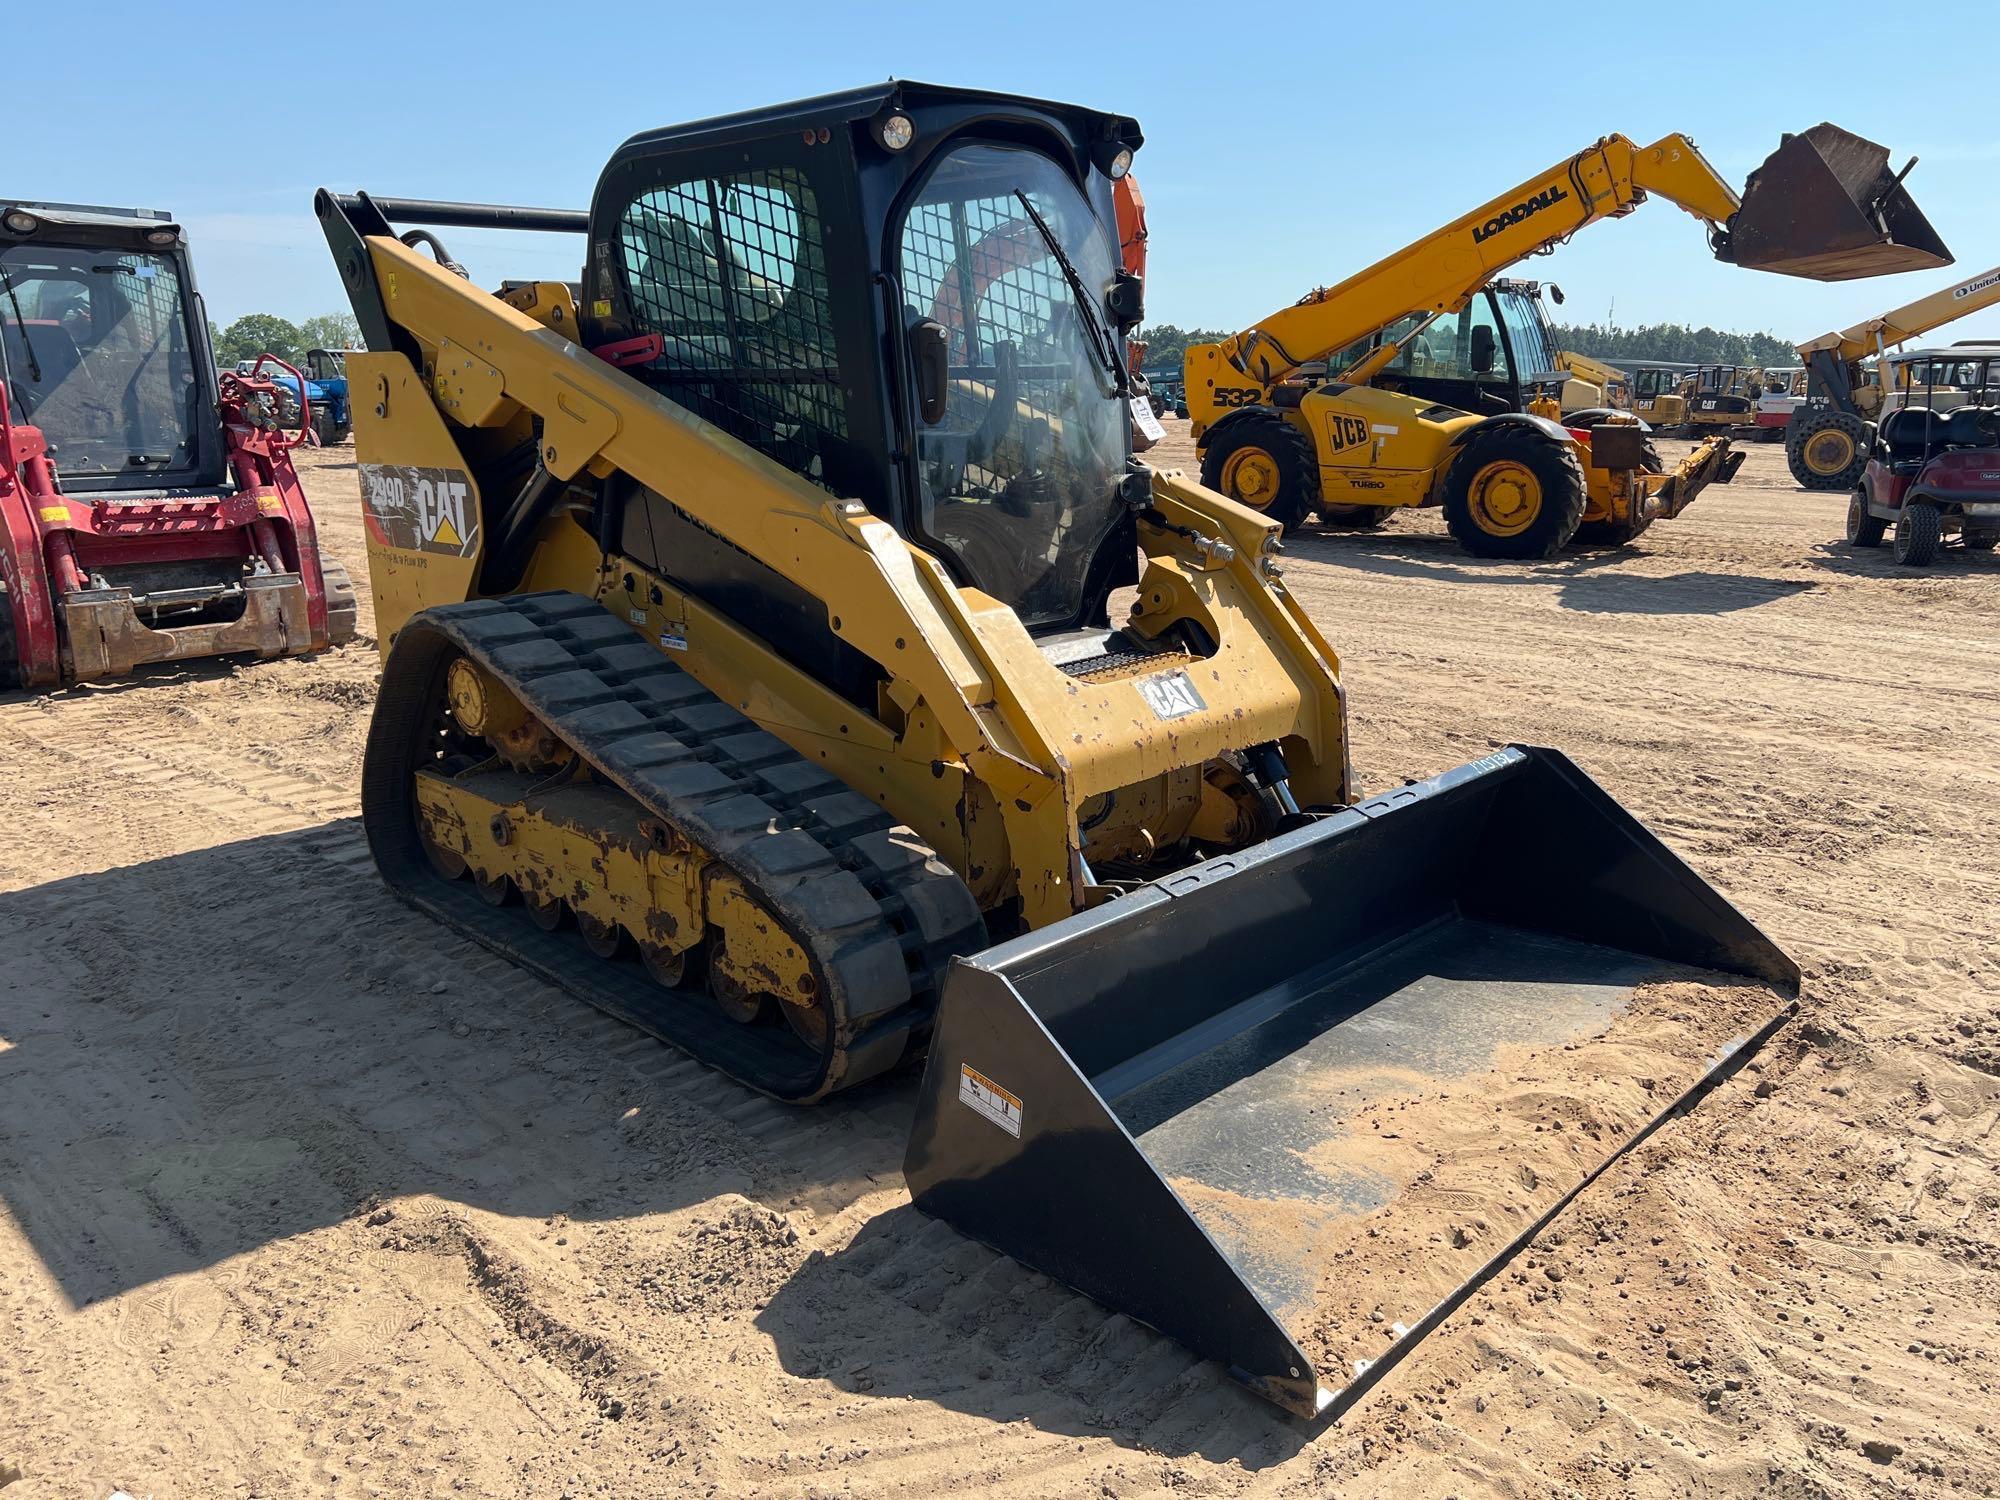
{"left": 2, "top": 433, "right": 1997, "bottom": 1498}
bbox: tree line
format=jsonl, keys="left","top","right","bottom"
{"left": 210, "top": 312, "right": 1797, "bottom": 377}
{"left": 1134, "top": 319, "right": 1799, "bottom": 373}
{"left": 1548, "top": 321, "right": 1800, "bottom": 367}
{"left": 207, "top": 313, "right": 362, "bottom": 367}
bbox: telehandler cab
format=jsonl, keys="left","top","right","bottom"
{"left": 1186, "top": 125, "right": 1950, "bottom": 557}
{"left": 319, "top": 82, "right": 1803, "bottom": 1420}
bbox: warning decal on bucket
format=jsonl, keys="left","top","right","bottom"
{"left": 958, "top": 1064, "right": 1022, "bottom": 1138}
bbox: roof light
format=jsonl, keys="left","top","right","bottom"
{"left": 873, "top": 112, "right": 916, "bottom": 152}
{"left": 145, "top": 227, "right": 179, "bottom": 247}
{"left": 2, "top": 209, "right": 38, "bottom": 235}
{"left": 1107, "top": 146, "right": 1133, "bottom": 181}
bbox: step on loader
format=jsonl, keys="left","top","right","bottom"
{"left": 1, "top": 202, "right": 355, "bottom": 688}
{"left": 318, "top": 82, "right": 1802, "bottom": 1420}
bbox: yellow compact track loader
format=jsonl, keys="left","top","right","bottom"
{"left": 320, "top": 83, "right": 1805, "bottom": 1420}
{"left": 1186, "top": 125, "right": 1950, "bottom": 557}
{"left": 1677, "top": 364, "right": 1768, "bottom": 436}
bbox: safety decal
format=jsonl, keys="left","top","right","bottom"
{"left": 360, "top": 463, "right": 479, "bottom": 558}
{"left": 959, "top": 1064, "right": 1022, "bottom": 1138}
{"left": 37, "top": 505, "right": 69, "bottom": 524}
{"left": 1136, "top": 667, "right": 1206, "bottom": 721}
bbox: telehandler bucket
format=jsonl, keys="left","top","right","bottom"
{"left": 1724, "top": 123, "right": 1951, "bottom": 281}
{"left": 905, "top": 746, "right": 1798, "bottom": 1419}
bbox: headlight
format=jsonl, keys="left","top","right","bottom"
{"left": 145, "top": 227, "right": 180, "bottom": 247}
{"left": 2, "top": 209, "right": 38, "bottom": 235}
{"left": 872, "top": 112, "right": 916, "bottom": 152}
{"left": 1107, "top": 146, "right": 1133, "bottom": 180}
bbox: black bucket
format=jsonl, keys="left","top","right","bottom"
{"left": 1725, "top": 123, "right": 1952, "bottom": 280}
{"left": 904, "top": 746, "right": 1799, "bottom": 1419}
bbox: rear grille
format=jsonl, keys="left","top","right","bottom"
{"left": 1061, "top": 648, "right": 1192, "bottom": 683}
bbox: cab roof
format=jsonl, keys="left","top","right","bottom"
{"left": 611, "top": 79, "right": 1141, "bottom": 158}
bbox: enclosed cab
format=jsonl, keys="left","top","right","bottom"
{"left": 1627, "top": 360, "right": 1695, "bottom": 429}
{"left": 1680, "top": 364, "right": 1765, "bottom": 434}
{"left": 1324, "top": 279, "right": 1572, "bottom": 419}
{"left": 1, "top": 200, "right": 352, "bottom": 684}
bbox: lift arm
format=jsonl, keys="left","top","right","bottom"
{"left": 1217, "top": 134, "right": 1741, "bottom": 386}
{"left": 1214, "top": 124, "right": 1947, "bottom": 389}
{"left": 1797, "top": 263, "right": 2000, "bottom": 363}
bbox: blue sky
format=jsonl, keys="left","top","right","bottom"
{"left": 17, "top": 1, "right": 2000, "bottom": 347}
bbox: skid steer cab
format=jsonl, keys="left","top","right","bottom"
{"left": 1, "top": 201, "right": 355, "bottom": 687}
{"left": 318, "top": 79, "right": 1798, "bottom": 1422}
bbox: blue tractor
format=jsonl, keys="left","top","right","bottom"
{"left": 302, "top": 347, "right": 355, "bottom": 445}
{"left": 237, "top": 348, "right": 353, "bottom": 445}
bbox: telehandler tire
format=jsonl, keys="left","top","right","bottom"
{"left": 1199, "top": 412, "right": 1319, "bottom": 532}
{"left": 1442, "top": 425, "right": 1587, "bottom": 559}
{"left": 1845, "top": 493, "right": 1887, "bottom": 549}
{"left": 1788, "top": 409, "right": 1871, "bottom": 491}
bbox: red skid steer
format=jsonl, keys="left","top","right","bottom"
{"left": 1, "top": 201, "right": 354, "bottom": 688}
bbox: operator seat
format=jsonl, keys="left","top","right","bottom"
{"left": 1879, "top": 407, "right": 1946, "bottom": 472}
{"left": 1941, "top": 405, "right": 2000, "bottom": 450}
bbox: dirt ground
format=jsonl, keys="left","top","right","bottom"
{"left": 2, "top": 432, "right": 1997, "bottom": 1498}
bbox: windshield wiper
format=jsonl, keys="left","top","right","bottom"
{"left": 1012, "top": 191, "right": 1132, "bottom": 400}
{"left": 0, "top": 270, "right": 43, "bottom": 384}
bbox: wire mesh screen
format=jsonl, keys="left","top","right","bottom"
{"left": 114, "top": 254, "right": 189, "bottom": 347}
{"left": 899, "top": 195, "right": 1067, "bottom": 379}
{"left": 617, "top": 168, "right": 847, "bottom": 489}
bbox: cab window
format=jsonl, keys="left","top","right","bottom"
{"left": 615, "top": 166, "right": 850, "bottom": 490}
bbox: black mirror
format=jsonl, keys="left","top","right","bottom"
{"left": 1471, "top": 324, "right": 1498, "bottom": 375}
{"left": 909, "top": 318, "right": 948, "bottom": 425}
{"left": 1548, "top": 283, "right": 1565, "bottom": 306}
{"left": 1107, "top": 269, "right": 1144, "bottom": 330}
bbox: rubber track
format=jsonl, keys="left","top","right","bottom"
{"left": 363, "top": 591, "right": 986, "bottom": 1103}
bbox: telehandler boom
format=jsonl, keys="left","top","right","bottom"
{"left": 1187, "top": 125, "right": 1949, "bottom": 555}
{"left": 320, "top": 82, "right": 1800, "bottom": 1420}
{"left": 1786, "top": 262, "right": 2000, "bottom": 489}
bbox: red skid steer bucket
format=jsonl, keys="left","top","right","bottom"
{"left": 905, "top": 746, "right": 1799, "bottom": 1419}
{"left": 1724, "top": 123, "right": 1952, "bottom": 281}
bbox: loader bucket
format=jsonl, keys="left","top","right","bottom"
{"left": 1723, "top": 123, "right": 1951, "bottom": 281}
{"left": 904, "top": 746, "right": 1798, "bottom": 1420}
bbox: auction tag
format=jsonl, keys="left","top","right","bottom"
{"left": 1129, "top": 395, "right": 1166, "bottom": 444}
{"left": 959, "top": 1064, "right": 1022, "bottom": 1138}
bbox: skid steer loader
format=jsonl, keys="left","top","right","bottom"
{"left": 318, "top": 82, "right": 1807, "bottom": 1420}
{"left": 2, "top": 202, "right": 355, "bottom": 686}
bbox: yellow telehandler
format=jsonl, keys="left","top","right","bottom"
{"left": 1186, "top": 125, "right": 1950, "bottom": 556}
{"left": 315, "top": 83, "right": 1880, "bottom": 1420}
{"left": 1786, "top": 261, "right": 2000, "bottom": 489}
